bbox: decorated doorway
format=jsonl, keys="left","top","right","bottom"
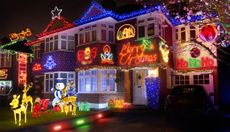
{"left": 132, "top": 69, "right": 148, "bottom": 105}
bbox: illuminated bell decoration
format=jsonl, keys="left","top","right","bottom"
{"left": 199, "top": 24, "right": 218, "bottom": 42}
{"left": 100, "top": 45, "right": 114, "bottom": 64}
{"left": 44, "top": 56, "right": 57, "bottom": 70}
{"left": 190, "top": 47, "right": 200, "bottom": 58}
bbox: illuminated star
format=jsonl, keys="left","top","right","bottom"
{"left": 51, "top": 6, "right": 62, "bottom": 20}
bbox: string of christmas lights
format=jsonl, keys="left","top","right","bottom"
{"left": 145, "top": 77, "right": 160, "bottom": 109}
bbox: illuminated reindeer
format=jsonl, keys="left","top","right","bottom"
{"left": 12, "top": 103, "right": 27, "bottom": 126}
{"left": 10, "top": 95, "right": 20, "bottom": 109}
{"left": 22, "top": 83, "right": 33, "bottom": 112}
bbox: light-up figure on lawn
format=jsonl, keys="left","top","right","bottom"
{"left": 52, "top": 79, "right": 66, "bottom": 107}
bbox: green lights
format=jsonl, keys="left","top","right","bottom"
{"left": 76, "top": 119, "right": 85, "bottom": 125}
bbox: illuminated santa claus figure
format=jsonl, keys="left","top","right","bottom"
{"left": 100, "top": 45, "right": 114, "bottom": 64}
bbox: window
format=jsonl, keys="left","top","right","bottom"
{"left": 79, "top": 33, "right": 84, "bottom": 44}
{"left": 33, "top": 45, "right": 41, "bottom": 59}
{"left": 92, "top": 30, "right": 96, "bottom": 41}
{"left": 78, "top": 69, "right": 116, "bottom": 93}
{"left": 78, "top": 69, "right": 98, "bottom": 93}
{"left": 109, "top": 31, "right": 114, "bottom": 42}
{"left": 138, "top": 26, "right": 145, "bottom": 38}
{"left": 190, "top": 26, "right": 196, "bottom": 40}
{"left": 85, "top": 32, "right": 90, "bottom": 43}
{"left": 44, "top": 72, "right": 75, "bottom": 93}
{"left": 193, "top": 74, "right": 209, "bottom": 84}
{"left": 68, "top": 36, "right": 75, "bottom": 50}
{"left": 0, "top": 51, "right": 12, "bottom": 67}
{"left": 176, "top": 29, "right": 179, "bottom": 40}
{"left": 181, "top": 27, "right": 186, "bottom": 42}
{"left": 44, "top": 36, "right": 58, "bottom": 52}
{"left": 148, "top": 23, "right": 154, "bottom": 36}
{"left": 101, "top": 30, "right": 106, "bottom": 41}
{"left": 54, "top": 35, "right": 58, "bottom": 50}
{"left": 61, "top": 35, "right": 75, "bottom": 50}
{"left": 175, "top": 75, "right": 189, "bottom": 85}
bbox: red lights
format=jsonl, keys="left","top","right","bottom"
{"left": 18, "top": 53, "right": 28, "bottom": 85}
{"left": 32, "top": 63, "right": 42, "bottom": 72}
{"left": 77, "top": 47, "right": 97, "bottom": 65}
{"left": 97, "top": 114, "right": 103, "bottom": 118}
{"left": 199, "top": 24, "right": 218, "bottom": 42}
{"left": 53, "top": 125, "right": 62, "bottom": 131}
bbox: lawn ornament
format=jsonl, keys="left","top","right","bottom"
{"left": 108, "top": 98, "right": 124, "bottom": 109}
{"left": 60, "top": 96, "right": 77, "bottom": 116}
{"left": 79, "top": 102, "right": 90, "bottom": 112}
{"left": 10, "top": 95, "right": 20, "bottom": 109}
{"left": 13, "top": 103, "right": 27, "bottom": 126}
{"left": 22, "top": 83, "right": 33, "bottom": 112}
{"left": 32, "top": 98, "right": 50, "bottom": 118}
{"left": 52, "top": 79, "right": 66, "bottom": 107}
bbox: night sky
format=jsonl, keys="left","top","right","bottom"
{"left": 0, "top": 0, "right": 134, "bottom": 38}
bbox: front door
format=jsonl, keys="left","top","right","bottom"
{"left": 133, "top": 69, "right": 147, "bottom": 105}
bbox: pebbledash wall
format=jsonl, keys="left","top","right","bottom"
{"left": 29, "top": 2, "right": 219, "bottom": 109}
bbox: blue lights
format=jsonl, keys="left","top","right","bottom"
{"left": 145, "top": 77, "right": 160, "bottom": 110}
{"left": 44, "top": 55, "right": 57, "bottom": 70}
{"left": 74, "top": 2, "right": 211, "bottom": 26}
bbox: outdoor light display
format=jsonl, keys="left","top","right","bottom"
{"left": 0, "top": 69, "right": 8, "bottom": 79}
{"left": 108, "top": 98, "right": 124, "bottom": 109}
{"left": 78, "top": 102, "right": 90, "bottom": 112}
{"left": 116, "top": 24, "right": 135, "bottom": 40}
{"left": 190, "top": 47, "right": 201, "bottom": 58}
{"left": 32, "top": 98, "right": 50, "bottom": 118}
{"left": 100, "top": 45, "right": 114, "bottom": 64}
{"left": 51, "top": 6, "right": 62, "bottom": 20}
{"left": 159, "top": 41, "right": 169, "bottom": 63}
{"left": 44, "top": 55, "right": 57, "bottom": 70}
{"left": 199, "top": 24, "right": 218, "bottom": 42}
{"left": 21, "top": 83, "right": 33, "bottom": 112}
{"left": 118, "top": 41, "right": 158, "bottom": 66}
{"left": 145, "top": 77, "right": 160, "bottom": 110}
{"left": 9, "top": 28, "right": 32, "bottom": 41}
{"left": 18, "top": 53, "right": 28, "bottom": 85}
{"left": 32, "top": 63, "right": 42, "bottom": 72}
{"left": 77, "top": 47, "right": 97, "bottom": 65}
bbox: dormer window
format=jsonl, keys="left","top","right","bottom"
{"left": 181, "top": 27, "right": 186, "bottom": 43}
{"left": 190, "top": 26, "right": 196, "bottom": 40}
{"left": 148, "top": 23, "right": 155, "bottom": 36}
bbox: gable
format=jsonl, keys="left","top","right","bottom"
{"left": 81, "top": 4, "right": 105, "bottom": 20}
{"left": 37, "top": 17, "right": 75, "bottom": 37}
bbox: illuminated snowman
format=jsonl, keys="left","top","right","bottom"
{"left": 52, "top": 79, "right": 66, "bottom": 107}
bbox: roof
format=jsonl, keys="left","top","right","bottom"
{"left": 37, "top": 16, "right": 75, "bottom": 38}
{"left": 74, "top": 2, "right": 211, "bottom": 26}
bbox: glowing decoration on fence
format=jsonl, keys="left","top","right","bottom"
{"left": 51, "top": 6, "right": 62, "bottom": 20}
{"left": 119, "top": 42, "right": 157, "bottom": 66}
{"left": 0, "top": 69, "right": 8, "bottom": 79}
{"left": 190, "top": 47, "right": 200, "bottom": 58}
{"left": 199, "top": 24, "right": 218, "bottom": 42}
{"left": 108, "top": 98, "right": 124, "bottom": 109}
{"left": 145, "top": 77, "right": 160, "bottom": 110}
{"left": 100, "top": 45, "right": 114, "bottom": 64}
{"left": 44, "top": 56, "right": 57, "bottom": 70}
{"left": 77, "top": 47, "right": 97, "bottom": 65}
{"left": 79, "top": 102, "right": 90, "bottom": 112}
{"left": 22, "top": 83, "right": 33, "bottom": 112}
{"left": 176, "top": 57, "right": 215, "bottom": 69}
{"left": 32, "top": 63, "right": 42, "bottom": 71}
{"left": 18, "top": 53, "right": 28, "bottom": 85}
{"left": 159, "top": 41, "right": 169, "bottom": 63}
{"left": 9, "top": 28, "right": 32, "bottom": 41}
{"left": 117, "top": 24, "right": 135, "bottom": 40}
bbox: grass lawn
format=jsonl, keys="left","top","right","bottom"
{"left": 0, "top": 108, "right": 90, "bottom": 131}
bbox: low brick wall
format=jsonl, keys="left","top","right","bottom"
{"left": 77, "top": 92, "right": 125, "bottom": 104}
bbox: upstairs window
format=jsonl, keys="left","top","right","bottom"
{"left": 190, "top": 26, "right": 196, "bottom": 40}
{"left": 79, "top": 33, "right": 84, "bottom": 44}
{"left": 181, "top": 27, "right": 186, "bottom": 42}
{"left": 85, "top": 32, "right": 90, "bottom": 43}
{"left": 138, "top": 26, "right": 145, "bottom": 38}
{"left": 92, "top": 30, "right": 97, "bottom": 41}
{"left": 109, "top": 31, "right": 114, "bottom": 42}
{"left": 148, "top": 23, "right": 155, "bottom": 36}
{"left": 101, "top": 30, "right": 107, "bottom": 41}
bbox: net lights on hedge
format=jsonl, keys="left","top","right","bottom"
{"left": 44, "top": 56, "right": 57, "bottom": 70}
{"left": 100, "top": 45, "right": 114, "bottom": 64}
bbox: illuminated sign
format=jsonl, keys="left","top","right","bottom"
{"left": 18, "top": 53, "right": 28, "bottom": 85}
{"left": 77, "top": 47, "right": 97, "bottom": 65}
{"left": 100, "top": 45, "right": 114, "bottom": 64}
{"left": 199, "top": 24, "right": 217, "bottom": 42}
{"left": 9, "top": 28, "right": 32, "bottom": 41}
{"left": 0, "top": 69, "right": 8, "bottom": 79}
{"left": 119, "top": 42, "right": 157, "bottom": 66}
{"left": 44, "top": 56, "right": 57, "bottom": 70}
{"left": 51, "top": 6, "right": 62, "bottom": 20}
{"left": 176, "top": 57, "right": 215, "bottom": 69}
{"left": 159, "top": 41, "right": 169, "bottom": 63}
{"left": 117, "top": 24, "right": 135, "bottom": 41}
{"left": 32, "top": 63, "right": 42, "bottom": 71}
